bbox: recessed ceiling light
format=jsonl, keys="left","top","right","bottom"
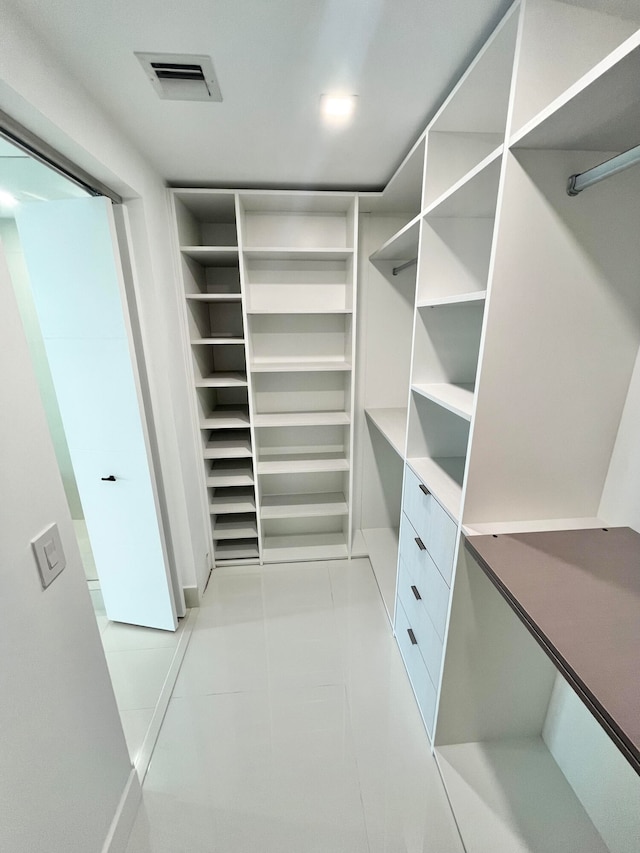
{"left": 0, "top": 189, "right": 18, "bottom": 208}
{"left": 320, "top": 94, "right": 357, "bottom": 124}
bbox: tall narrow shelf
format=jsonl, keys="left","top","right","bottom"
{"left": 239, "top": 192, "right": 358, "bottom": 562}
{"left": 171, "top": 189, "right": 260, "bottom": 566}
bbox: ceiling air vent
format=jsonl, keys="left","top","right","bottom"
{"left": 135, "top": 53, "right": 222, "bottom": 102}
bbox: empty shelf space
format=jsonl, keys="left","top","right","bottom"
{"left": 254, "top": 411, "right": 350, "bottom": 427}
{"left": 201, "top": 408, "right": 250, "bottom": 429}
{"left": 418, "top": 290, "right": 487, "bottom": 308}
{"left": 369, "top": 215, "right": 420, "bottom": 262}
{"left": 243, "top": 247, "right": 354, "bottom": 261}
{"left": 206, "top": 459, "right": 254, "bottom": 487}
{"left": 407, "top": 456, "right": 465, "bottom": 521}
{"left": 209, "top": 488, "right": 256, "bottom": 514}
{"left": 203, "top": 436, "right": 252, "bottom": 459}
{"left": 215, "top": 539, "right": 260, "bottom": 562}
{"left": 185, "top": 293, "right": 242, "bottom": 302}
{"left": 250, "top": 359, "right": 351, "bottom": 373}
{"left": 258, "top": 450, "right": 349, "bottom": 475}
{"left": 262, "top": 533, "right": 348, "bottom": 563}
{"left": 181, "top": 247, "right": 239, "bottom": 265}
{"left": 435, "top": 739, "right": 610, "bottom": 853}
{"left": 195, "top": 371, "right": 247, "bottom": 388}
{"left": 261, "top": 492, "right": 348, "bottom": 520}
{"left": 191, "top": 337, "right": 245, "bottom": 345}
{"left": 365, "top": 407, "right": 407, "bottom": 457}
{"left": 412, "top": 383, "right": 474, "bottom": 420}
{"left": 424, "top": 147, "right": 502, "bottom": 219}
{"left": 212, "top": 514, "right": 258, "bottom": 540}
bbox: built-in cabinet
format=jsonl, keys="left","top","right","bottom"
{"left": 170, "top": 2, "right": 640, "bottom": 846}
{"left": 170, "top": 190, "right": 358, "bottom": 566}
{"left": 358, "top": 1, "right": 640, "bottom": 851}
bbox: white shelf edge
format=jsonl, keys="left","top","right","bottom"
{"left": 250, "top": 360, "right": 352, "bottom": 373}
{"left": 254, "top": 411, "right": 351, "bottom": 427}
{"left": 191, "top": 338, "right": 245, "bottom": 345}
{"left": 411, "top": 382, "right": 474, "bottom": 421}
{"left": 185, "top": 293, "right": 242, "bottom": 301}
{"left": 365, "top": 407, "right": 407, "bottom": 457}
{"left": 246, "top": 308, "right": 353, "bottom": 315}
{"left": 260, "top": 492, "right": 348, "bottom": 519}
{"left": 422, "top": 144, "right": 503, "bottom": 218}
{"left": 369, "top": 213, "right": 421, "bottom": 262}
{"left": 417, "top": 290, "right": 487, "bottom": 308}
{"left": 257, "top": 457, "right": 349, "bottom": 475}
{"left": 262, "top": 533, "right": 348, "bottom": 563}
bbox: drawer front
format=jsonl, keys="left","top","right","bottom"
{"left": 395, "top": 599, "right": 437, "bottom": 736}
{"left": 399, "top": 513, "right": 450, "bottom": 641}
{"left": 398, "top": 567, "right": 444, "bottom": 689}
{"left": 403, "top": 464, "right": 457, "bottom": 586}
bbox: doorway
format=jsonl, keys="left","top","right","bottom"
{"left": 0, "top": 135, "right": 188, "bottom": 769}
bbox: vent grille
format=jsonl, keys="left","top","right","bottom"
{"left": 135, "top": 53, "right": 222, "bottom": 102}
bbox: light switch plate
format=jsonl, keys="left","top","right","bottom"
{"left": 31, "top": 523, "right": 66, "bottom": 589}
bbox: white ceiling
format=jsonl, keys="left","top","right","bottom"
{"left": 10, "top": 0, "right": 513, "bottom": 190}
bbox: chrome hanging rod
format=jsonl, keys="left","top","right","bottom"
{"left": 567, "top": 143, "right": 640, "bottom": 196}
{"left": 392, "top": 257, "right": 418, "bottom": 276}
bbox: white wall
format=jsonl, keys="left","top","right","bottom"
{"left": 0, "top": 245, "right": 136, "bottom": 852}
{"left": 0, "top": 4, "right": 210, "bottom": 593}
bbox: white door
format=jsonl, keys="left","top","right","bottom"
{"left": 15, "top": 196, "right": 177, "bottom": 630}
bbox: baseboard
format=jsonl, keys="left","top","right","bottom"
{"left": 183, "top": 585, "right": 200, "bottom": 608}
{"left": 100, "top": 767, "right": 142, "bottom": 853}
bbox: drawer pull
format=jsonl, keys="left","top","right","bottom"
{"left": 419, "top": 484, "right": 430, "bottom": 495}
{"left": 415, "top": 537, "right": 426, "bottom": 551}
{"left": 407, "top": 628, "right": 417, "bottom": 645}
{"left": 411, "top": 584, "right": 422, "bottom": 600}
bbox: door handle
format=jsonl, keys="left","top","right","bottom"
{"left": 411, "top": 585, "right": 422, "bottom": 600}
{"left": 419, "top": 484, "right": 430, "bottom": 495}
{"left": 415, "top": 537, "right": 426, "bottom": 551}
{"left": 407, "top": 628, "right": 417, "bottom": 645}
{"left": 101, "top": 475, "right": 117, "bottom": 482}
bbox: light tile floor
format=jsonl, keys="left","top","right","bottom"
{"left": 125, "top": 558, "right": 464, "bottom": 853}
{"left": 91, "top": 586, "right": 184, "bottom": 764}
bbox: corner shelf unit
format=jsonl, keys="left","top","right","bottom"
{"left": 356, "top": 2, "right": 640, "bottom": 851}
{"left": 171, "top": 189, "right": 358, "bottom": 566}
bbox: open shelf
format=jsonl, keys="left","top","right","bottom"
{"left": 365, "top": 407, "right": 407, "bottom": 457}
{"left": 243, "top": 247, "right": 354, "bottom": 262}
{"left": 195, "top": 371, "right": 247, "bottom": 388}
{"left": 411, "top": 383, "right": 474, "bottom": 421}
{"left": 407, "top": 457, "right": 465, "bottom": 522}
{"left": 424, "top": 147, "right": 502, "bottom": 218}
{"left": 246, "top": 307, "right": 351, "bottom": 315}
{"left": 258, "top": 450, "right": 348, "bottom": 475}
{"left": 261, "top": 492, "right": 348, "bottom": 520}
{"left": 418, "top": 291, "right": 486, "bottom": 308}
{"left": 206, "top": 459, "right": 254, "bottom": 487}
{"left": 181, "top": 247, "right": 239, "bottom": 265}
{"left": 203, "top": 434, "right": 252, "bottom": 459}
{"left": 185, "top": 293, "right": 242, "bottom": 302}
{"left": 212, "top": 514, "right": 258, "bottom": 540}
{"left": 191, "top": 337, "right": 245, "bottom": 345}
{"left": 214, "top": 539, "right": 260, "bottom": 562}
{"left": 435, "top": 738, "right": 609, "bottom": 853}
{"left": 369, "top": 215, "right": 420, "bottom": 263}
{"left": 201, "top": 408, "right": 250, "bottom": 429}
{"left": 254, "top": 411, "right": 350, "bottom": 427}
{"left": 209, "top": 487, "right": 256, "bottom": 514}
{"left": 250, "top": 358, "right": 351, "bottom": 373}
{"left": 262, "top": 532, "right": 348, "bottom": 563}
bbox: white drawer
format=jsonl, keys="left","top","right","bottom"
{"left": 398, "top": 566, "right": 444, "bottom": 689}
{"left": 395, "top": 599, "right": 437, "bottom": 737}
{"left": 398, "top": 513, "right": 450, "bottom": 641}
{"left": 403, "top": 464, "right": 457, "bottom": 586}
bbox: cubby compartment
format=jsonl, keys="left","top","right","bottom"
{"left": 196, "top": 387, "right": 250, "bottom": 429}
{"left": 421, "top": 6, "right": 518, "bottom": 208}
{"left": 244, "top": 256, "right": 353, "bottom": 313}
{"left": 417, "top": 218, "right": 494, "bottom": 304}
{"left": 252, "top": 371, "right": 348, "bottom": 417}
{"left": 181, "top": 258, "right": 242, "bottom": 296}
{"left": 239, "top": 193, "right": 356, "bottom": 249}
{"left": 411, "top": 301, "right": 484, "bottom": 419}
{"left": 191, "top": 342, "right": 247, "bottom": 387}
{"left": 206, "top": 458, "right": 254, "bottom": 488}
{"left": 248, "top": 313, "right": 351, "bottom": 371}
{"left": 510, "top": 0, "right": 640, "bottom": 142}
{"left": 406, "top": 392, "right": 469, "bottom": 521}
{"left": 256, "top": 424, "right": 349, "bottom": 474}
{"left": 209, "top": 486, "right": 256, "bottom": 514}
{"left": 202, "top": 428, "right": 252, "bottom": 460}
{"left": 173, "top": 190, "right": 238, "bottom": 247}
{"left": 214, "top": 538, "right": 260, "bottom": 562}
{"left": 187, "top": 298, "right": 244, "bottom": 342}
{"left": 435, "top": 542, "right": 640, "bottom": 853}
